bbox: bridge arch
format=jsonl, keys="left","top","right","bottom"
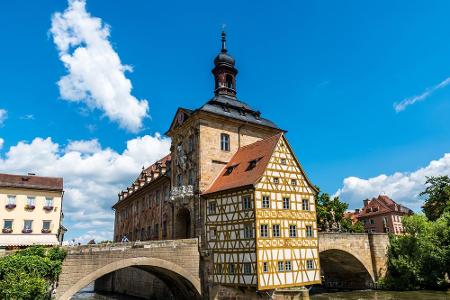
{"left": 319, "top": 248, "right": 375, "bottom": 289}
{"left": 59, "top": 256, "right": 201, "bottom": 300}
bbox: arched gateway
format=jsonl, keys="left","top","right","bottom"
{"left": 56, "top": 239, "right": 201, "bottom": 300}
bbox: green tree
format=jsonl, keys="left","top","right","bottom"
{"left": 316, "top": 189, "right": 361, "bottom": 232}
{"left": 420, "top": 176, "right": 450, "bottom": 221}
{"left": 0, "top": 246, "right": 67, "bottom": 299}
{"left": 381, "top": 213, "right": 450, "bottom": 290}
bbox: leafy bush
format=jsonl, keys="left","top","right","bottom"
{"left": 0, "top": 246, "right": 67, "bottom": 299}
{"left": 381, "top": 213, "right": 450, "bottom": 290}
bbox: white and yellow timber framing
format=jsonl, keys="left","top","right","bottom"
{"left": 255, "top": 135, "right": 320, "bottom": 290}
{"left": 206, "top": 187, "right": 258, "bottom": 287}
{"left": 206, "top": 134, "right": 320, "bottom": 290}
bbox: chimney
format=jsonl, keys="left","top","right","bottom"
{"left": 363, "top": 199, "right": 369, "bottom": 207}
{"left": 355, "top": 208, "right": 360, "bottom": 213}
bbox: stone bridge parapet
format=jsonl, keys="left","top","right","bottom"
{"left": 56, "top": 238, "right": 201, "bottom": 300}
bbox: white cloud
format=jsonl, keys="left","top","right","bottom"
{"left": 394, "top": 77, "right": 450, "bottom": 112}
{"left": 19, "top": 114, "right": 35, "bottom": 120}
{"left": 0, "top": 138, "right": 3, "bottom": 150}
{"left": 65, "top": 139, "right": 101, "bottom": 154}
{"left": 0, "top": 134, "right": 171, "bottom": 244}
{"left": 50, "top": 0, "right": 149, "bottom": 132}
{"left": 0, "top": 109, "right": 7, "bottom": 127}
{"left": 335, "top": 153, "right": 450, "bottom": 212}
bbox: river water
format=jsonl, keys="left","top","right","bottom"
{"left": 73, "top": 286, "right": 450, "bottom": 300}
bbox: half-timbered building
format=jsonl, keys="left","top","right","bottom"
{"left": 112, "top": 31, "right": 320, "bottom": 298}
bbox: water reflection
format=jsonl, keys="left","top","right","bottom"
{"left": 71, "top": 283, "right": 142, "bottom": 300}
{"left": 311, "top": 290, "right": 450, "bottom": 300}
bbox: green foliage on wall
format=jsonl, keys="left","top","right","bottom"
{"left": 0, "top": 246, "right": 67, "bottom": 299}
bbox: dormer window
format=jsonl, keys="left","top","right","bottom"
{"left": 224, "top": 164, "right": 238, "bottom": 176}
{"left": 246, "top": 157, "right": 262, "bottom": 171}
{"left": 226, "top": 74, "right": 234, "bottom": 89}
{"left": 220, "top": 133, "right": 230, "bottom": 151}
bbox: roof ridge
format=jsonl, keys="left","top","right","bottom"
{"left": 238, "top": 133, "right": 282, "bottom": 151}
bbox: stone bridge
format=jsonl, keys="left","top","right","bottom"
{"left": 55, "top": 233, "right": 389, "bottom": 299}
{"left": 56, "top": 238, "right": 201, "bottom": 300}
{"left": 318, "top": 232, "right": 389, "bottom": 289}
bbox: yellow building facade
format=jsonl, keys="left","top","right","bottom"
{"left": 0, "top": 173, "right": 65, "bottom": 248}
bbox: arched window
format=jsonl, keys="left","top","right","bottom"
{"left": 226, "top": 74, "right": 233, "bottom": 89}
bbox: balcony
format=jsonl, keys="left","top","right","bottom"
{"left": 43, "top": 206, "right": 54, "bottom": 212}
{"left": 170, "top": 185, "right": 194, "bottom": 202}
{"left": 41, "top": 228, "right": 51, "bottom": 233}
{"left": 2, "top": 228, "right": 12, "bottom": 233}
{"left": 22, "top": 228, "right": 32, "bottom": 234}
{"left": 25, "top": 204, "right": 35, "bottom": 210}
{"left": 5, "top": 203, "right": 16, "bottom": 210}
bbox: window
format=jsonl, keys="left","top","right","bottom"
{"left": 244, "top": 223, "right": 253, "bottom": 239}
{"left": 278, "top": 261, "right": 284, "bottom": 272}
{"left": 27, "top": 197, "right": 35, "bottom": 206}
{"left": 228, "top": 264, "right": 235, "bottom": 275}
{"left": 3, "top": 220, "right": 12, "bottom": 229}
{"left": 44, "top": 197, "right": 53, "bottom": 207}
{"left": 226, "top": 74, "right": 234, "bottom": 89}
{"left": 188, "top": 169, "right": 195, "bottom": 185}
{"left": 243, "top": 263, "right": 252, "bottom": 275}
{"left": 306, "top": 225, "right": 313, "bottom": 238}
{"left": 273, "top": 177, "right": 279, "bottom": 184}
{"left": 283, "top": 197, "right": 290, "bottom": 209}
{"left": 42, "top": 221, "right": 51, "bottom": 231}
{"left": 242, "top": 195, "right": 252, "bottom": 210}
{"left": 220, "top": 133, "right": 230, "bottom": 151}
{"left": 285, "top": 261, "right": 292, "bottom": 271}
{"left": 291, "top": 179, "right": 297, "bottom": 186}
{"left": 302, "top": 199, "right": 309, "bottom": 211}
{"left": 247, "top": 158, "right": 262, "bottom": 171}
{"left": 289, "top": 225, "right": 297, "bottom": 237}
{"left": 156, "top": 190, "right": 161, "bottom": 205}
{"left": 24, "top": 220, "right": 32, "bottom": 232}
{"left": 176, "top": 174, "right": 183, "bottom": 187}
{"left": 162, "top": 221, "right": 167, "bottom": 237}
{"left": 273, "top": 224, "right": 281, "bottom": 238}
{"left": 262, "top": 195, "right": 270, "bottom": 208}
{"left": 263, "top": 262, "right": 269, "bottom": 272}
{"left": 209, "top": 228, "right": 217, "bottom": 240}
{"left": 306, "top": 259, "right": 314, "bottom": 270}
{"left": 260, "top": 224, "right": 268, "bottom": 237}
{"left": 188, "top": 134, "right": 195, "bottom": 152}
{"left": 208, "top": 201, "right": 217, "bottom": 214}
{"left": 370, "top": 219, "right": 375, "bottom": 224}
{"left": 7, "top": 195, "right": 16, "bottom": 205}
{"left": 280, "top": 158, "right": 287, "bottom": 165}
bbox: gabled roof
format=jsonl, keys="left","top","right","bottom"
{"left": 203, "top": 134, "right": 282, "bottom": 195}
{"left": 356, "top": 195, "right": 413, "bottom": 218}
{"left": 0, "top": 173, "right": 63, "bottom": 191}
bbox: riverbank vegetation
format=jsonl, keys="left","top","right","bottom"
{"left": 381, "top": 176, "right": 450, "bottom": 290}
{"left": 0, "top": 246, "right": 67, "bottom": 299}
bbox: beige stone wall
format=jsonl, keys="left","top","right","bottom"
{"left": 0, "top": 187, "right": 62, "bottom": 236}
{"left": 198, "top": 114, "right": 280, "bottom": 192}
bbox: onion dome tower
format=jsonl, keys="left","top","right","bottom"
{"left": 212, "top": 31, "right": 238, "bottom": 98}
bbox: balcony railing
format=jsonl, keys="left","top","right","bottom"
{"left": 25, "top": 204, "right": 35, "bottom": 210}
{"left": 2, "top": 228, "right": 12, "bottom": 233}
{"left": 170, "top": 185, "right": 194, "bottom": 201}
{"left": 22, "top": 228, "right": 32, "bottom": 233}
{"left": 41, "top": 228, "right": 51, "bottom": 233}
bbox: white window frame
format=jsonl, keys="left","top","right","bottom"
{"left": 220, "top": 133, "right": 230, "bottom": 152}
{"left": 278, "top": 261, "right": 284, "bottom": 272}
{"left": 244, "top": 223, "right": 253, "bottom": 239}
{"left": 262, "top": 195, "right": 270, "bottom": 208}
{"left": 306, "top": 259, "right": 314, "bottom": 270}
{"left": 273, "top": 224, "right": 281, "bottom": 238}
{"left": 289, "top": 225, "right": 297, "bottom": 237}
{"left": 260, "top": 224, "right": 268, "bottom": 237}
{"left": 283, "top": 197, "right": 290, "bottom": 209}
{"left": 306, "top": 225, "right": 313, "bottom": 238}
{"left": 285, "top": 261, "right": 292, "bottom": 271}
{"left": 242, "top": 195, "right": 252, "bottom": 210}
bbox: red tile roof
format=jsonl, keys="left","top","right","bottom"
{"left": 0, "top": 173, "right": 63, "bottom": 191}
{"left": 356, "top": 195, "right": 413, "bottom": 218}
{"left": 203, "top": 134, "right": 282, "bottom": 195}
{"left": 143, "top": 154, "right": 171, "bottom": 174}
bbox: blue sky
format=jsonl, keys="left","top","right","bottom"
{"left": 1, "top": 0, "right": 450, "bottom": 242}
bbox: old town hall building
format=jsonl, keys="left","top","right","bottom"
{"left": 113, "top": 32, "right": 320, "bottom": 297}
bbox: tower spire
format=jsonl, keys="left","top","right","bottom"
{"left": 212, "top": 31, "right": 238, "bottom": 98}
{"left": 221, "top": 31, "right": 227, "bottom": 53}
